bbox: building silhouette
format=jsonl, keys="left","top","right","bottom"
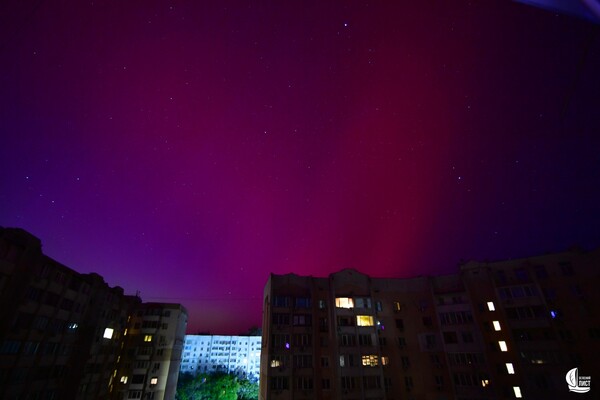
{"left": 0, "top": 227, "right": 187, "bottom": 399}
{"left": 180, "top": 334, "right": 262, "bottom": 381}
{"left": 260, "top": 247, "right": 599, "bottom": 400}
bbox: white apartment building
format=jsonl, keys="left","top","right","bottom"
{"left": 180, "top": 335, "right": 262, "bottom": 381}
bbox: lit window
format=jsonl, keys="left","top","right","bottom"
{"left": 361, "top": 355, "right": 378, "bottom": 366}
{"left": 270, "top": 359, "right": 280, "bottom": 368}
{"left": 103, "top": 328, "right": 114, "bottom": 339}
{"left": 550, "top": 310, "right": 557, "bottom": 319}
{"left": 120, "top": 376, "right": 128, "bottom": 384}
{"left": 487, "top": 302, "right": 495, "bottom": 311}
{"left": 481, "top": 379, "right": 490, "bottom": 387}
{"left": 513, "top": 386, "right": 522, "bottom": 398}
{"left": 335, "top": 298, "right": 354, "bottom": 308}
{"left": 393, "top": 302, "right": 401, "bottom": 312}
{"left": 150, "top": 377, "right": 158, "bottom": 385}
{"left": 493, "top": 321, "right": 501, "bottom": 331}
{"left": 144, "top": 335, "right": 153, "bottom": 342}
{"left": 499, "top": 341, "right": 508, "bottom": 352}
{"left": 339, "top": 355, "right": 345, "bottom": 367}
{"left": 506, "top": 363, "right": 515, "bottom": 374}
{"left": 356, "top": 315, "right": 374, "bottom": 326}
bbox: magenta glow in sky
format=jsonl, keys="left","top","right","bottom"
{"left": 1, "top": 1, "right": 599, "bottom": 334}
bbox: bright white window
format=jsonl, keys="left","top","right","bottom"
{"left": 481, "top": 379, "right": 490, "bottom": 387}
{"left": 270, "top": 359, "right": 280, "bottom": 368}
{"left": 103, "top": 328, "right": 114, "bottom": 339}
{"left": 487, "top": 302, "right": 495, "bottom": 311}
{"left": 356, "top": 315, "right": 374, "bottom": 326}
{"left": 513, "top": 386, "right": 522, "bottom": 398}
{"left": 120, "top": 376, "right": 128, "bottom": 384}
{"left": 506, "top": 363, "right": 515, "bottom": 374}
{"left": 150, "top": 377, "right": 158, "bottom": 385}
{"left": 499, "top": 341, "right": 508, "bottom": 352}
{"left": 493, "top": 321, "right": 501, "bottom": 331}
{"left": 335, "top": 298, "right": 354, "bottom": 308}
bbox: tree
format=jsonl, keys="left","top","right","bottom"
{"left": 176, "top": 372, "right": 240, "bottom": 400}
{"left": 237, "top": 378, "right": 259, "bottom": 400}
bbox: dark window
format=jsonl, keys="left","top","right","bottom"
{"left": 443, "top": 331, "right": 458, "bottom": 344}
{"left": 132, "top": 374, "right": 145, "bottom": 384}
{"left": 395, "top": 319, "right": 404, "bottom": 330}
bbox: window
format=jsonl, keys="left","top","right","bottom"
{"left": 128, "top": 391, "right": 142, "bottom": 399}
{"left": 295, "top": 297, "right": 311, "bottom": 309}
{"left": 321, "top": 356, "right": 329, "bottom": 367}
{"left": 560, "top": 262, "right": 574, "bottom": 276}
{"left": 514, "top": 268, "right": 529, "bottom": 281}
{"left": 487, "top": 302, "right": 495, "bottom": 311}
{"left": 443, "top": 331, "right": 458, "bottom": 344}
{"left": 144, "top": 335, "right": 152, "bottom": 342}
{"left": 318, "top": 300, "right": 326, "bottom": 309}
{"left": 393, "top": 301, "right": 402, "bottom": 312}
{"left": 150, "top": 377, "right": 158, "bottom": 385}
{"left": 292, "top": 314, "right": 311, "bottom": 326}
{"left": 381, "top": 356, "right": 389, "bottom": 365}
{"left": 493, "top": 321, "right": 501, "bottom": 331}
{"left": 513, "top": 386, "right": 523, "bottom": 398}
{"left": 395, "top": 319, "right": 404, "bottom": 330}
{"left": 296, "top": 377, "right": 313, "bottom": 390}
{"left": 498, "top": 341, "right": 508, "bottom": 352}
{"left": 376, "top": 301, "right": 382, "bottom": 312}
{"left": 103, "top": 328, "right": 114, "bottom": 339}
{"left": 293, "top": 355, "right": 312, "bottom": 368}
{"left": 272, "top": 313, "right": 290, "bottom": 325}
{"left": 356, "top": 315, "right": 374, "bottom": 326}
{"left": 462, "top": 332, "right": 474, "bottom": 343}
{"left": 271, "top": 377, "right": 289, "bottom": 390}
{"left": 132, "top": 375, "right": 145, "bottom": 384}
{"left": 358, "top": 334, "right": 372, "bottom": 346}
{"left": 401, "top": 356, "right": 410, "bottom": 368}
{"left": 273, "top": 296, "right": 290, "bottom": 308}
{"left": 335, "top": 297, "right": 354, "bottom": 308}
{"left": 362, "top": 355, "right": 378, "bottom": 366}
{"left": 354, "top": 298, "right": 371, "bottom": 308}
{"left": 322, "top": 378, "right": 331, "bottom": 389}
{"left": 341, "top": 376, "right": 358, "bottom": 390}
{"left": 506, "top": 363, "right": 515, "bottom": 374}
{"left": 363, "top": 376, "right": 381, "bottom": 389}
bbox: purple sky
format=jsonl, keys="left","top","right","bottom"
{"left": 1, "top": 1, "right": 599, "bottom": 334}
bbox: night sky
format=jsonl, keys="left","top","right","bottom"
{"left": 1, "top": 1, "right": 599, "bottom": 334}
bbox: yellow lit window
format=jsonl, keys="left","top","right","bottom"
{"left": 487, "top": 301, "right": 495, "bottom": 311}
{"left": 144, "top": 335, "right": 153, "bottom": 342}
{"left": 393, "top": 302, "right": 401, "bottom": 312}
{"left": 506, "top": 363, "right": 515, "bottom": 374}
{"left": 103, "top": 328, "right": 114, "bottom": 339}
{"left": 362, "top": 355, "right": 378, "bottom": 366}
{"left": 498, "top": 341, "right": 508, "bottom": 352}
{"left": 481, "top": 379, "right": 490, "bottom": 387}
{"left": 150, "top": 377, "right": 158, "bottom": 385}
{"left": 356, "top": 315, "right": 374, "bottom": 326}
{"left": 120, "top": 376, "right": 128, "bottom": 384}
{"left": 124, "top": 329, "right": 128, "bottom": 336}
{"left": 381, "top": 356, "right": 389, "bottom": 365}
{"left": 335, "top": 297, "right": 354, "bottom": 308}
{"left": 513, "top": 386, "right": 522, "bottom": 398}
{"left": 270, "top": 359, "right": 280, "bottom": 368}
{"left": 492, "top": 321, "right": 501, "bottom": 331}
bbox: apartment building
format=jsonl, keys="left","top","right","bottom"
{"left": 260, "top": 247, "right": 599, "bottom": 400}
{"left": 113, "top": 303, "right": 188, "bottom": 400}
{"left": 0, "top": 227, "right": 187, "bottom": 400}
{"left": 180, "top": 334, "right": 262, "bottom": 381}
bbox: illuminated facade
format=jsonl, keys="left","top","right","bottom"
{"left": 180, "top": 334, "right": 262, "bottom": 381}
{"left": 0, "top": 227, "right": 187, "bottom": 399}
{"left": 260, "top": 248, "right": 599, "bottom": 400}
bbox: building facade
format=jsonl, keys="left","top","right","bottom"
{"left": 260, "top": 248, "right": 599, "bottom": 400}
{"left": 180, "top": 334, "right": 262, "bottom": 381}
{"left": 0, "top": 227, "right": 187, "bottom": 400}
